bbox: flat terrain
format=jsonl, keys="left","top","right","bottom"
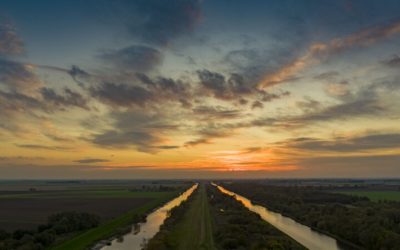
{"left": 0, "top": 197, "right": 152, "bottom": 231}
{"left": 170, "top": 184, "right": 215, "bottom": 250}
{"left": 148, "top": 184, "right": 216, "bottom": 250}
{"left": 148, "top": 183, "right": 305, "bottom": 250}
{"left": 0, "top": 189, "right": 174, "bottom": 199}
{"left": 0, "top": 180, "right": 185, "bottom": 232}
{"left": 51, "top": 192, "right": 179, "bottom": 250}
{"left": 224, "top": 182, "right": 400, "bottom": 249}
{"left": 336, "top": 190, "right": 400, "bottom": 202}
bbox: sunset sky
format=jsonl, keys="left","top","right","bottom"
{"left": 1, "top": 0, "right": 400, "bottom": 179}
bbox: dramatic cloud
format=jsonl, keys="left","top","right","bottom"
{"left": 248, "top": 79, "right": 394, "bottom": 129}
{"left": 294, "top": 97, "right": 382, "bottom": 123}
{"left": 249, "top": 97, "right": 382, "bottom": 129}
{"left": 0, "top": 90, "right": 43, "bottom": 111}
{"left": 91, "top": 130, "right": 161, "bottom": 152}
{"left": 0, "top": 59, "right": 42, "bottom": 94}
{"left": 40, "top": 87, "right": 89, "bottom": 110}
{"left": 99, "top": 45, "right": 163, "bottom": 72}
{"left": 0, "top": 87, "right": 89, "bottom": 115}
{"left": 90, "top": 111, "right": 178, "bottom": 153}
{"left": 1, "top": 0, "right": 400, "bottom": 177}
{"left": 35, "top": 64, "right": 92, "bottom": 87}
{"left": 197, "top": 69, "right": 289, "bottom": 103}
{"left": 0, "top": 86, "right": 90, "bottom": 135}
{"left": 90, "top": 74, "right": 192, "bottom": 108}
{"left": 258, "top": 20, "right": 400, "bottom": 88}
{"left": 90, "top": 82, "right": 153, "bottom": 108}
{"left": 68, "top": 65, "right": 92, "bottom": 87}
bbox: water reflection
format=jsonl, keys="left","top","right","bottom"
{"left": 214, "top": 184, "right": 342, "bottom": 250}
{"left": 101, "top": 184, "right": 198, "bottom": 250}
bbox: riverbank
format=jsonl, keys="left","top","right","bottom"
{"left": 50, "top": 190, "right": 183, "bottom": 250}
{"left": 215, "top": 183, "right": 342, "bottom": 250}
{"left": 220, "top": 182, "right": 400, "bottom": 250}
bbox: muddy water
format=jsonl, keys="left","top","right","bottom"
{"left": 100, "top": 184, "right": 198, "bottom": 250}
{"left": 214, "top": 184, "right": 342, "bottom": 250}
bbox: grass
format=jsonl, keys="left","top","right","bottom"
{"left": 166, "top": 184, "right": 216, "bottom": 250}
{"left": 0, "top": 190, "right": 171, "bottom": 199}
{"left": 337, "top": 191, "right": 400, "bottom": 202}
{"left": 49, "top": 191, "right": 180, "bottom": 250}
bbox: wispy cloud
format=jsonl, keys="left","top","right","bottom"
{"left": 258, "top": 20, "right": 400, "bottom": 88}
{"left": 282, "top": 133, "right": 400, "bottom": 152}
{"left": 16, "top": 144, "right": 72, "bottom": 151}
{"left": 74, "top": 158, "right": 110, "bottom": 164}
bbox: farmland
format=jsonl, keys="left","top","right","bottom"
{"left": 0, "top": 197, "right": 152, "bottom": 231}
{"left": 0, "top": 180, "right": 188, "bottom": 250}
{"left": 2, "top": 179, "right": 400, "bottom": 250}
{"left": 0, "top": 180, "right": 185, "bottom": 231}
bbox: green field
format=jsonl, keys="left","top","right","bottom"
{"left": 50, "top": 191, "right": 180, "bottom": 250}
{"left": 0, "top": 180, "right": 190, "bottom": 250}
{"left": 149, "top": 184, "right": 216, "bottom": 250}
{"left": 169, "top": 184, "right": 216, "bottom": 250}
{"left": 0, "top": 189, "right": 172, "bottom": 199}
{"left": 337, "top": 191, "right": 400, "bottom": 202}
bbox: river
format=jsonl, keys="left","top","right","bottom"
{"left": 214, "top": 183, "right": 343, "bottom": 250}
{"left": 99, "top": 184, "right": 198, "bottom": 250}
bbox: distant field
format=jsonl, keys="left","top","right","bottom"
{"left": 0, "top": 197, "right": 153, "bottom": 231}
{"left": 51, "top": 191, "right": 180, "bottom": 250}
{"left": 0, "top": 181, "right": 185, "bottom": 232}
{"left": 0, "top": 189, "right": 173, "bottom": 199}
{"left": 337, "top": 191, "right": 400, "bottom": 202}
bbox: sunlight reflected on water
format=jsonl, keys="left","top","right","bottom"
{"left": 101, "top": 184, "right": 198, "bottom": 250}
{"left": 214, "top": 183, "right": 342, "bottom": 250}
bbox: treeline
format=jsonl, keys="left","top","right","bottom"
{"left": 223, "top": 183, "right": 400, "bottom": 250}
{"left": 208, "top": 185, "right": 305, "bottom": 250}
{"left": 0, "top": 212, "right": 100, "bottom": 250}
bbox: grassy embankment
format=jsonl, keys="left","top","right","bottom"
{"left": 208, "top": 185, "right": 306, "bottom": 250}
{"left": 146, "top": 184, "right": 216, "bottom": 250}
{"left": 50, "top": 190, "right": 181, "bottom": 250}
